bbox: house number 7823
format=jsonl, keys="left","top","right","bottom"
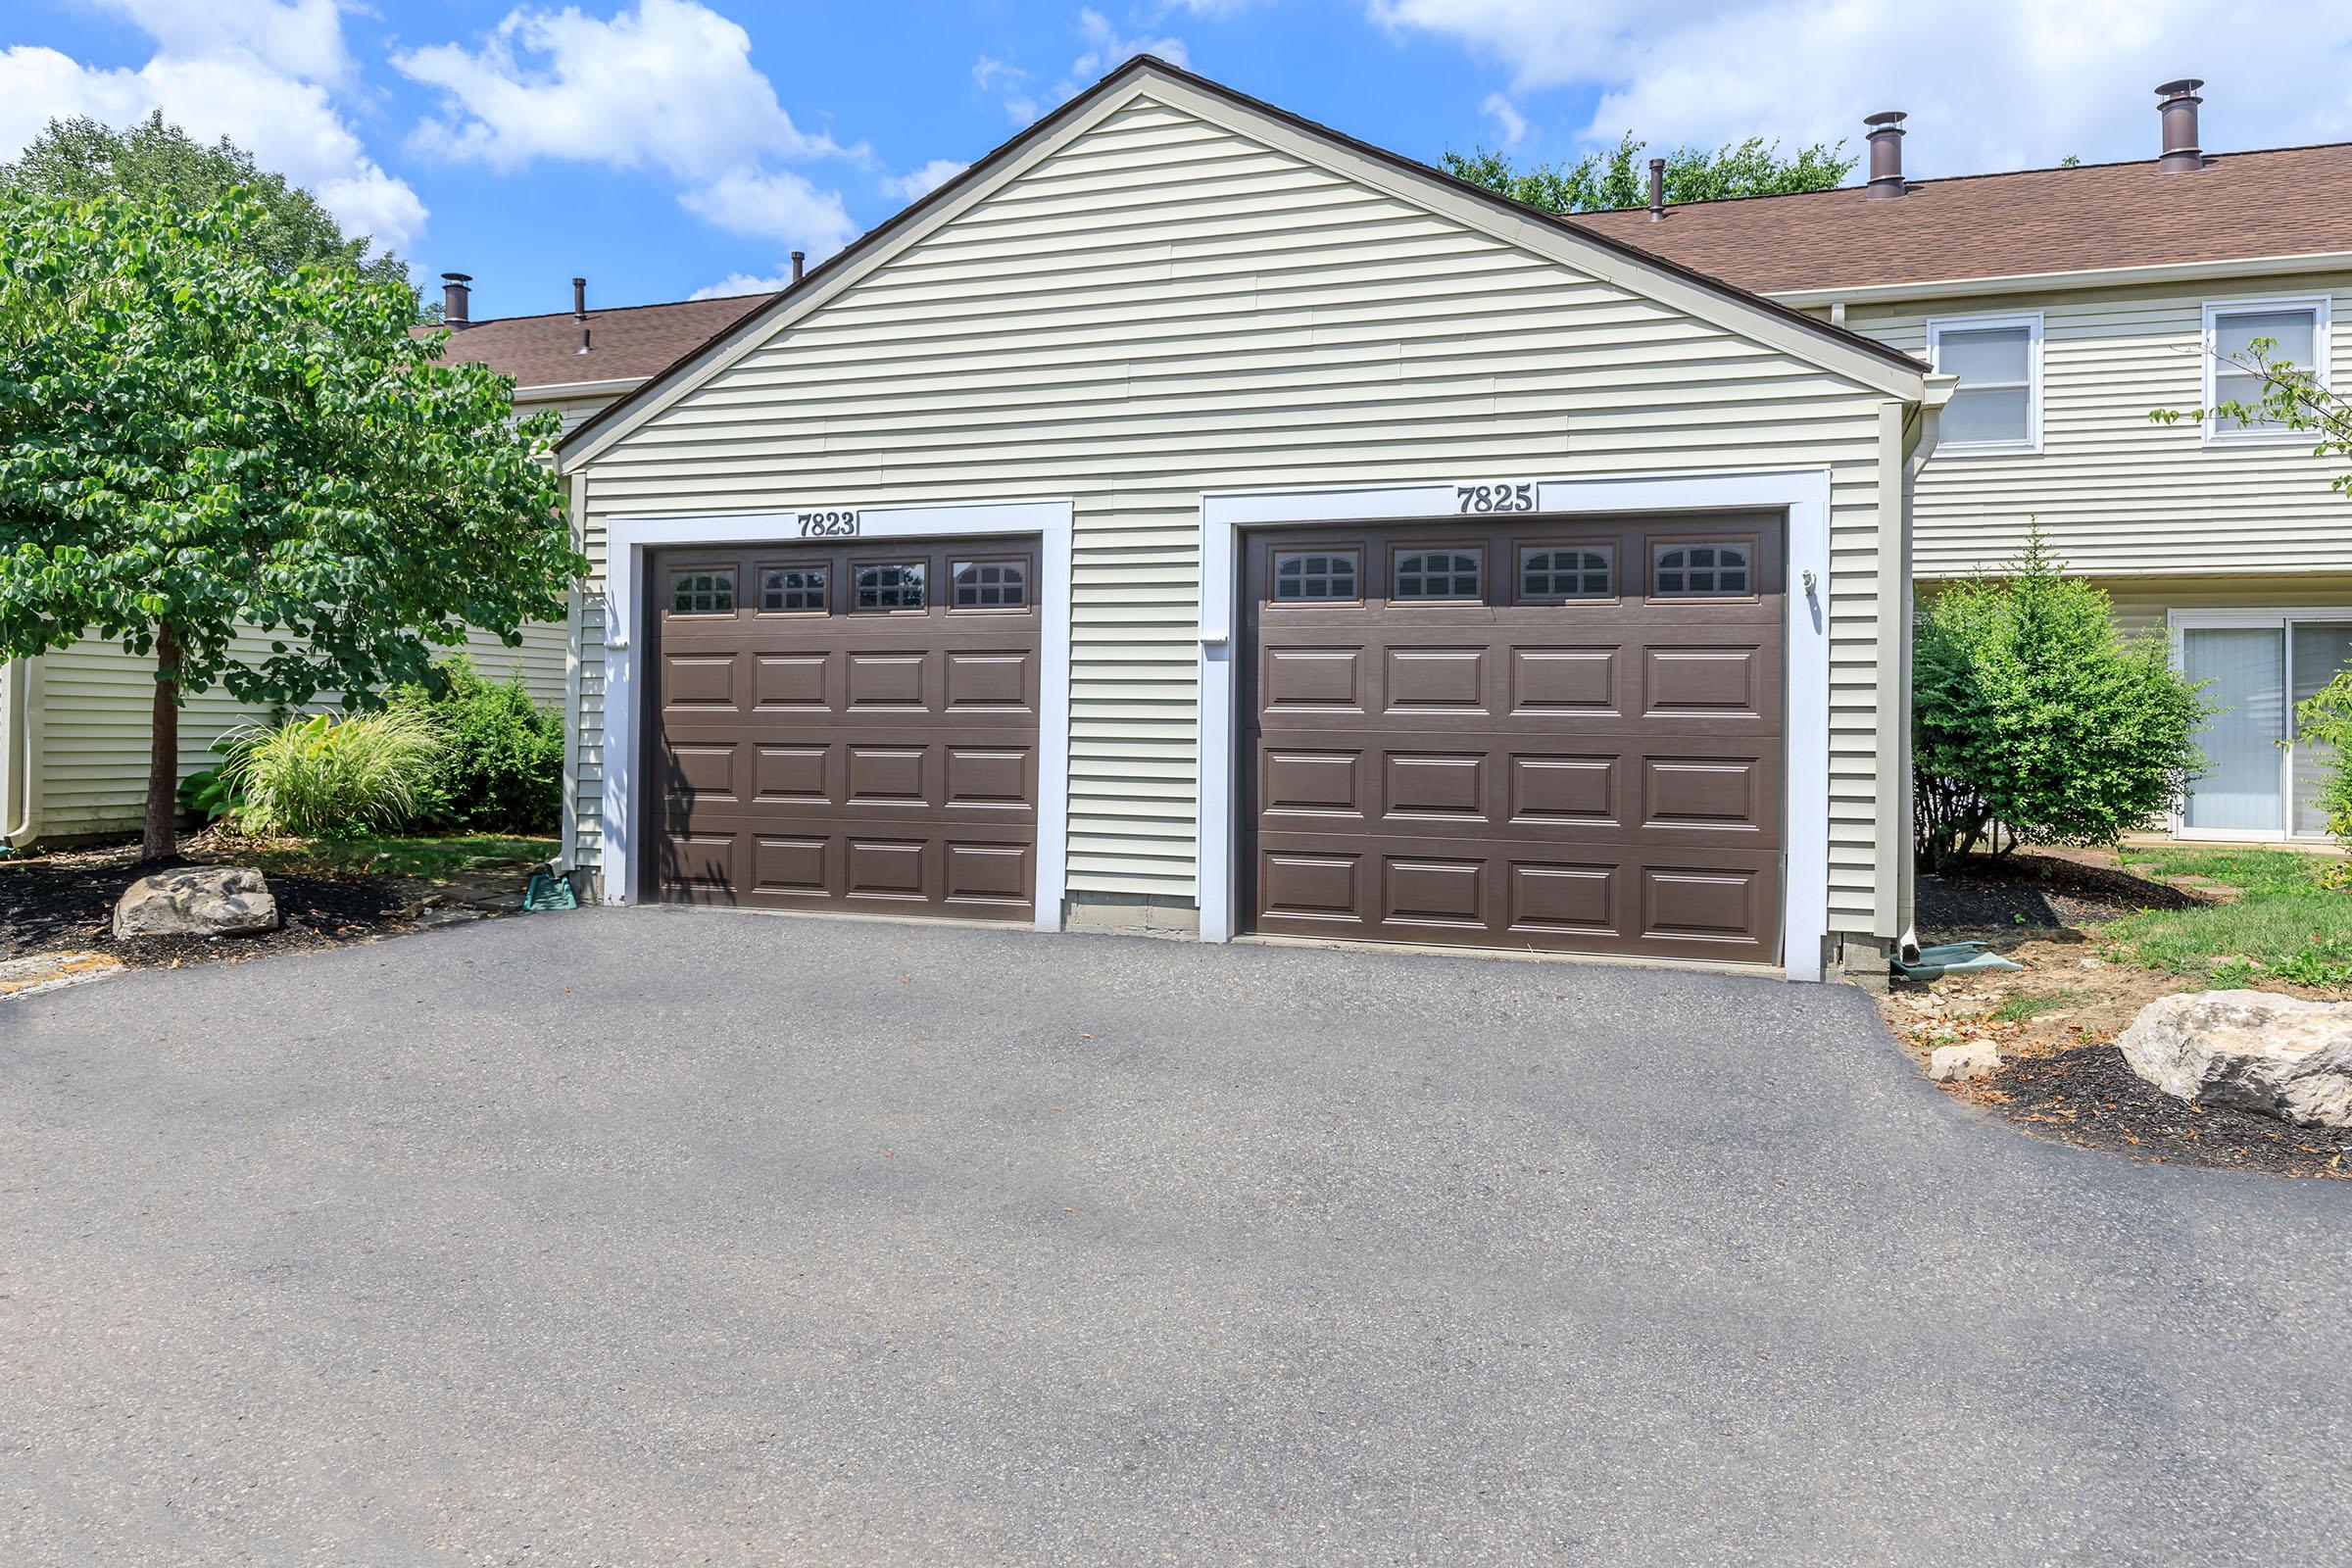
{"left": 796, "top": 510, "right": 860, "bottom": 537}
{"left": 1456, "top": 482, "right": 1537, "bottom": 514}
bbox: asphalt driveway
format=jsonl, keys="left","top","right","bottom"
{"left": 3, "top": 907, "right": 2345, "bottom": 1565}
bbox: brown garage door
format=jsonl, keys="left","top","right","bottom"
{"left": 1243, "top": 514, "right": 1784, "bottom": 962}
{"left": 645, "top": 538, "right": 1040, "bottom": 919}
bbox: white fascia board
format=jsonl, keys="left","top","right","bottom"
{"left": 1196, "top": 466, "right": 1839, "bottom": 981}
{"left": 1774, "top": 250, "right": 2352, "bottom": 309}
{"left": 514, "top": 377, "right": 642, "bottom": 402}
{"left": 595, "top": 498, "right": 1074, "bottom": 933}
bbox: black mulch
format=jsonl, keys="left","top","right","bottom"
{"left": 0, "top": 850, "right": 414, "bottom": 969}
{"left": 1917, "top": 852, "right": 2199, "bottom": 931}
{"left": 1976, "top": 1045, "right": 2352, "bottom": 1179}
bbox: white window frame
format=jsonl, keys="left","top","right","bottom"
{"left": 595, "top": 498, "right": 1074, "bottom": 931}
{"left": 1195, "top": 468, "right": 1836, "bottom": 982}
{"left": 1924, "top": 310, "right": 2044, "bottom": 458}
{"left": 2168, "top": 606, "right": 2352, "bottom": 842}
{"left": 2200, "top": 294, "right": 2331, "bottom": 448}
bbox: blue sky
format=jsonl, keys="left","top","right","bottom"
{"left": 7, "top": 2, "right": 2351, "bottom": 320}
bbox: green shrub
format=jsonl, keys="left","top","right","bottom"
{"left": 393, "top": 655, "right": 564, "bottom": 835}
{"left": 175, "top": 739, "right": 246, "bottom": 824}
{"left": 225, "top": 709, "right": 444, "bottom": 838}
{"left": 1914, "top": 526, "right": 2208, "bottom": 868}
{"left": 2294, "top": 668, "right": 2352, "bottom": 850}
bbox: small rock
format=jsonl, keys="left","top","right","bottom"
{"left": 113, "top": 866, "right": 278, "bottom": 940}
{"left": 1930, "top": 1040, "right": 2002, "bottom": 1082}
{"left": 2116, "top": 990, "right": 2352, "bottom": 1128}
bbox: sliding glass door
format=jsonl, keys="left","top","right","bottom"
{"left": 2178, "top": 614, "right": 2352, "bottom": 840}
{"left": 2292, "top": 621, "right": 2352, "bottom": 836}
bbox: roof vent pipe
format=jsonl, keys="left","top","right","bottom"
{"left": 572, "top": 275, "right": 587, "bottom": 318}
{"left": 576, "top": 325, "right": 592, "bottom": 356}
{"left": 1647, "top": 157, "right": 1666, "bottom": 220}
{"left": 1863, "top": 113, "right": 1906, "bottom": 199}
{"left": 441, "top": 271, "right": 472, "bottom": 327}
{"left": 790, "top": 250, "right": 806, "bottom": 283}
{"left": 2156, "top": 78, "right": 2205, "bottom": 172}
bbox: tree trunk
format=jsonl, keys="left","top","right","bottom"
{"left": 142, "top": 624, "right": 180, "bottom": 862}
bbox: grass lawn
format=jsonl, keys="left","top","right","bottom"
{"left": 231, "top": 834, "right": 558, "bottom": 883}
{"left": 2103, "top": 848, "right": 2352, "bottom": 990}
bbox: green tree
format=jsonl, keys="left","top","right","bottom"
{"left": 1912, "top": 528, "right": 2209, "bottom": 867}
{"left": 1, "top": 111, "right": 416, "bottom": 303}
{"left": 0, "top": 187, "right": 583, "bottom": 858}
{"left": 1441, "top": 131, "right": 1855, "bottom": 215}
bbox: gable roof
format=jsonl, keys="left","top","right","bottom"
{"left": 1568, "top": 142, "right": 2352, "bottom": 298}
{"left": 559, "top": 55, "right": 1927, "bottom": 466}
{"left": 413, "top": 293, "right": 775, "bottom": 396}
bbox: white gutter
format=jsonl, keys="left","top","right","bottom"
{"left": 0, "top": 657, "right": 39, "bottom": 847}
{"left": 514, "top": 376, "right": 645, "bottom": 402}
{"left": 1770, "top": 248, "right": 2352, "bottom": 309}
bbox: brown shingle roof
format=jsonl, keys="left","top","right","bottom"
{"left": 1567, "top": 143, "right": 2352, "bottom": 296}
{"left": 412, "top": 292, "right": 776, "bottom": 393}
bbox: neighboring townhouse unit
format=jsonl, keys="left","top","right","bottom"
{"left": 0, "top": 282, "right": 758, "bottom": 847}
{"left": 1572, "top": 80, "right": 2352, "bottom": 845}
{"left": 551, "top": 56, "right": 1949, "bottom": 982}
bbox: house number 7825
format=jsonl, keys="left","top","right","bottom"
{"left": 1456, "top": 482, "right": 1537, "bottom": 514}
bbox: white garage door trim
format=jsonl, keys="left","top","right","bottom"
{"left": 1194, "top": 468, "right": 1835, "bottom": 980}
{"left": 598, "top": 499, "right": 1075, "bottom": 932}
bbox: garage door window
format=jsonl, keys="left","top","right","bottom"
{"left": 1392, "top": 550, "right": 1481, "bottom": 601}
{"left": 1653, "top": 543, "right": 1750, "bottom": 598}
{"left": 1273, "top": 549, "right": 1359, "bottom": 603}
{"left": 760, "top": 566, "right": 828, "bottom": 613}
{"left": 855, "top": 563, "right": 926, "bottom": 611}
{"left": 1519, "top": 546, "right": 1613, "bottom": 601}
{"left": 670, "top": 568, "right": 736, "bottom": 615}
{"left": 954, "top": 560, "right": 1029, "bottom": 609}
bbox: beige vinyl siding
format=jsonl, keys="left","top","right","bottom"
{"left": 516, "top": 394, "right": 620, "bottom": 438}
{"left": 1842, "top": 273, "right": 2352, "bottom": 578}
{"left": 2103, "top": 573, "right": 2352, "bottom": 635}
{"left": 571, "top": 93, "right": 1906, "bottom": 932}
{"left": 26, "top": 621, "right": 569, "bottom": 838}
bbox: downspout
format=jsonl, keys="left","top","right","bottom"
{"left": 558, "top": 466, "right": 587, "bottom": 882}
{"left": 1896, "top": 377, "right": 1956, "bottom": 963}
{"left": 0, "top": 656, "right": 42, "bottom": 848}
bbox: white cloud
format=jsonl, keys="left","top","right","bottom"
{"left": 0, "top": 43, "right": 427, "bottom": 253}
{"left": 881, "top": 158, "right": 966, "bottom": 202}
{"left": 397, "top": 1, "right": 869, "bottom": 257}
{"left": 1070, "top": 7, "right": 1188, "bottom": 77}
{"left": 1370, "top": 0, "right": 2352, "bottom": 177}
{"left": 972, "top": 55, "right": 1028, "bottom": 93}
{"left": 90, "top": 0, "right": 354, "bottom": 86}
{"left": 1481, "top": 91, "right": 1528, "bottom": 149}
{"left": 678, "top": 167, "right": 857, "bottom": 251}
{"left": 688, "top": 270, "right": 793, "bottom": 300}
{"left": 397, "top": 0, "right": 854, "bottom": 179}
{"left": 975, "top": 9, "right": 1190, "bottom": 128}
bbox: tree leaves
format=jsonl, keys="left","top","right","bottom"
{"left": 1440, "top": 132, "right": 1856, "bottom": 215}
{"left": 0, "top": 185, "right": 585, "bottom": 713}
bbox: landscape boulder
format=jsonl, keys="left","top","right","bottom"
{"left": 1929, "top": 1039, "right": 2002, "bottom": 1083}
{"left": 113, "top": 866, "right": 279, "bottom": 941}
{"left": 2116, "top": 990, "right": 2352, "bottom": 1129}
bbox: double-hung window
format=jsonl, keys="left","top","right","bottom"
{"left": 1926, "top": 312, "right": 2042, "bottom": 456}
{"left": 2203, "top": 296, "right": 2329, "bottom": 443}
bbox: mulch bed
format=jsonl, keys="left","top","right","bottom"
{"left": 0, "top": 844, "right": 416, "bottom": 970}
{"left": 1958, "top": 1044, "right": 2352, "bottom": 1180}
{"left": 1916, "top": 851, "right": 2200, "bottom": 930}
